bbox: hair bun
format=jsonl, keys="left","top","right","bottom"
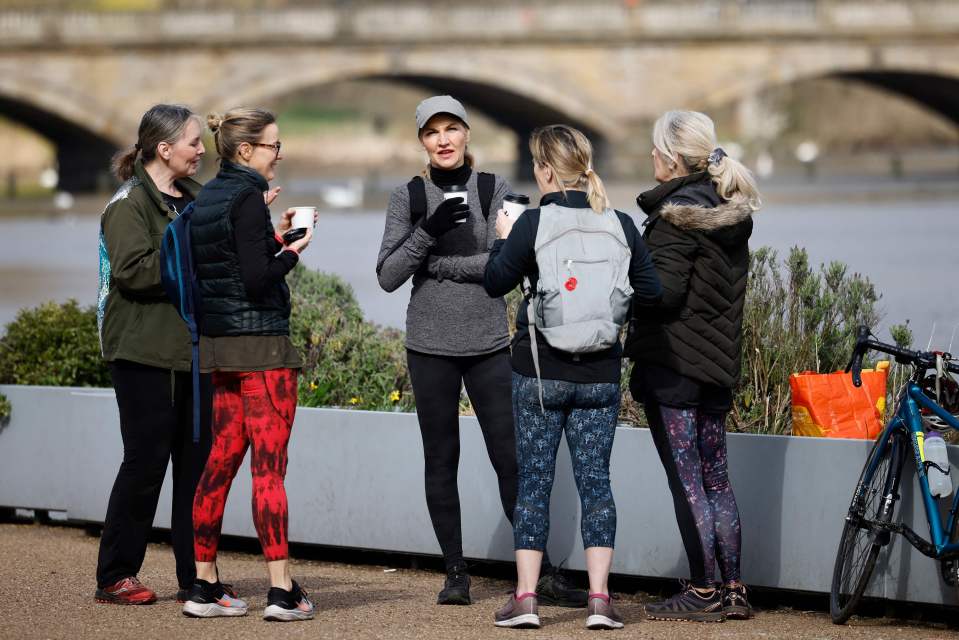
{"left": 206, "top": 113, "right": 223, "bottom": 134}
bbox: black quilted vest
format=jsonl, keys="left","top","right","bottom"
{"left": 191, "top": 161, "right": 290, "bottom": 337}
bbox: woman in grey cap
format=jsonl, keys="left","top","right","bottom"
{"left": 376, "top": 96, "right": 583, "bottom": 607}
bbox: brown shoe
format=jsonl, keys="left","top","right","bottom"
{"left": 494, "top": 592, "right": 540, "bottom": 628}
{"left": 586, "top": 593, "right": 624, "bottom": 629}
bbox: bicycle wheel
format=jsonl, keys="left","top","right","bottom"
{"left": 830, "top": 428, "right": 906, "bottom": 624}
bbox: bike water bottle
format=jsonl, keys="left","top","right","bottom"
{"left": 924, "top": 430, "right": 953, "bottom": 498}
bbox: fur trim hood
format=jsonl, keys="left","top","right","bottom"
{"left": 659, "top": 198, "right": 755, "bottom": 232}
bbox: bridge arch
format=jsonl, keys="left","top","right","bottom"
{"left": 200, "top": 61, "right": 617, "bottom": 177}
{"left": 0, "top": 76, "right": 125, "bottom": 192}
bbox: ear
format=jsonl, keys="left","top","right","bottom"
{"left": 464, "top": 128, "right": 471, "bottom": 145}
{"left": 157, "top": 141, "right": 172, "bottom": 161}
{"left": 238, "top": 141, "right": 252, "bottom": 162}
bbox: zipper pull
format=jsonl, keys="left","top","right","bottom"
{"left": 566, "top": 259, "right": 573, "bottom": 271}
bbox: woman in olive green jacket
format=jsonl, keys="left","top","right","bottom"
{"left": 94, "top": 104, "right": 218, "bottom": 605}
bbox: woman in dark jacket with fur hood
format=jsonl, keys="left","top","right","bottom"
{"left": 624, "top": 110, "right": 760, "bottom": 623}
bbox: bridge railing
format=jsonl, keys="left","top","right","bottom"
{"left": 1, "top": 1, "right": 957, "bottom": 47}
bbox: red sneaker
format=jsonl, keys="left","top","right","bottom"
{"left": 95, "top": 577, "right": 157, "bottom": 605}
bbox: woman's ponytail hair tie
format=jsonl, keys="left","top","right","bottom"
{"left": 134, "top": 142, "right": 141, "bottom": 151}
{"left": 707, "top": 147, "right": 727, "bottom": 166}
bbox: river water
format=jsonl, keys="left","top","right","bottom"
{"left": 1, "top": 182, "right": 957, "bottom": 349}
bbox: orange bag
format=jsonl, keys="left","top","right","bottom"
{"left": 790, "top": 361, "right": 889, "bottom": 439}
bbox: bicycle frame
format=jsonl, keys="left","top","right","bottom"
{"left": 872, "top": 381, "right": 959, "bottom": 558}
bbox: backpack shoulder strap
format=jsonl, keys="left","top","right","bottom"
{"left": 478, "top": 172, "right": 495, "bottom": 220}
{"left": 407, "top": 176, "right": 427, "bottom": 225}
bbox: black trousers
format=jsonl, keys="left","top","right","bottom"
{"left": 96, "top": 360, "right": 212, "bottom": 590}
{"left": 407, "top": 348, "right": 518, "bottom": 570}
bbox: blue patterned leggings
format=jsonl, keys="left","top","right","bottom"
{"left": 512, "top": 373, "right": 620, "bottom": 551}
{"left": 645, "top": 401, "right": 742, "bottom": 587}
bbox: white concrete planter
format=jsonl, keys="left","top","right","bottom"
{"left": 1, "top": 384, "right": 957, "bottom": 606}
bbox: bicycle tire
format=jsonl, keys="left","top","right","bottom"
{"left": 830, "top": 428, "right": 906, "bottom": 624}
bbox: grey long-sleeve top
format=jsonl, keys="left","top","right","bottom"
{"left": 376, "top": 171, "right": 511, "bottom": 356}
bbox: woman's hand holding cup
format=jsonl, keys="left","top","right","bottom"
{"left": 495, "top": 208, "right": 517, "bottom": 240}
{"left": 287, "top": 225, "right": 313, "bottom": 254}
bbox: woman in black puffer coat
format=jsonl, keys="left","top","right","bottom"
{"left": 624, "top": 110, "right": 760, "bottom": 624}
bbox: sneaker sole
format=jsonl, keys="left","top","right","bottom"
{"left": 646, "top": 610, "right": 725, "bottom": 623}
{"left": 94, "top": 590, "right": 156, "bottom": 605}
{"left": 494, "top": 613, "right": 541, "bottom": 628}
{"left": 182, "top": 601, "right": 248, "bottom": 618}
{"left": 724, "top": 605, "right": 752, "bottom": 620}
{"left": 263, "top": 604, "right": 315, "bottom": 622}
{"left": 586, "top": 614, "right": 624, "bottom": 629}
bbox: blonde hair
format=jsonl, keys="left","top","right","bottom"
{"left": 529, "top": 124, "right": 609, "bottom": 213}
{"left": 652, "top": 110, "right": 761, "bottom": 210}
{"left": 207, "top": 107, "right": 276, "bottom": 162}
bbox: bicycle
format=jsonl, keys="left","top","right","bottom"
{"left": 830, "top": 325, "right": 959, "bottom": 624}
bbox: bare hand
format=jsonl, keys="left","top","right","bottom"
{"left": 494, "top": 209, "right": 516, "bottom": 240}
{"left": 288, "top": 226, "right": 313, "bottom": 254}
{"left": 277, "top": 208, "right": 295, "bottom": 234}
{"left": 264, "top": 186, "right": 282, "bottom": 206}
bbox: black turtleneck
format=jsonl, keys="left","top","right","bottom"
{"left": 429, "top": 163, "right": 472, "bottom": 188}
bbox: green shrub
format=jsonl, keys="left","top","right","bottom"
{"left": 288, "top": 266, "right": 414, "bottom": 412}
{"left": 0, "top": 392, "right": 10, "bottom": 424}
{"left": 0, "top": 300, "right": 109, "bottom": 387}
{"left": 730, "top": 246, "right": 908, "bottom": 434}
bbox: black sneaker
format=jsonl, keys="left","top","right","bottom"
{"left": 181, "top": 579, "right": 248, "bottom": 618}
{"left": 536, "top": 566, "right": 588, "bottom": 608}
{"left": 645, "top": 581, "right": 725, "bottom": 622}
{"left": 176, "top": 582, "right": 237, "bottom": 604}
{"left": 722, "top": 583, "right": 752, "bottom": 620}
{"left": 263, "top": 580, "right": 315, "bottom": 622}
{"left": 437, "top": 563, "right": 471, "bottom": 605}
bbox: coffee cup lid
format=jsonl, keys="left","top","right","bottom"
{"left": 504, "top": 193, "right": 530, "bottom": 205}
{"left": 441, "top": 184, "right": 468, "bottom": 192}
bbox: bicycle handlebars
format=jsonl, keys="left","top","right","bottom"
{"left": 845, "top": 324, "right": 959, "bottom": 387}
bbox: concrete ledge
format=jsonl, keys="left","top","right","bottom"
{"left": 1, "top": 384, "right": 957, "bottom": 606}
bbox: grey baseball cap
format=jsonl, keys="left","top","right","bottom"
{"left": 415, "top": 95, "right": 469, "bottom": 131}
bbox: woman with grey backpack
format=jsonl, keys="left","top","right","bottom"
{"left": 484, "top": 124, "right": 662, "bottom": 630}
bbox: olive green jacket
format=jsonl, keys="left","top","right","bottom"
{"left": 98, "top": 160, "right": 202, "bottom": 371}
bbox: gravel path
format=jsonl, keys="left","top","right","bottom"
{"left": 0, "top": 523, "right": 954, "bottom": 640}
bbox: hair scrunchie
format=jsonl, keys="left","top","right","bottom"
{"left": 707, "top": 147, "right": 727, "bottom": 165}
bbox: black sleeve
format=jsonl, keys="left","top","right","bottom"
{"left": 617, "top": 212, "right": 663, "bottom": 306}
{"left": 483, "top": 210, "right": 537, "bottom": 298}
{"left": 231, "top": 190, "right": 299, "bottom": 300}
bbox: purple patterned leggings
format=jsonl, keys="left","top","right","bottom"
{"left": 645, "top": 402, "right": 742, "bottom": 587}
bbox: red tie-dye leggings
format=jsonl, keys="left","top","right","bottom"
{"left": 193, "top": 368, "right": 298, "bottom": 562}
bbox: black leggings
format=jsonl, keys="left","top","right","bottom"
{"left": 96, "top": 360, "right": 212, "bottom": 590}
{"left": 407, "top": 348, "right": 518, "bottom": 570}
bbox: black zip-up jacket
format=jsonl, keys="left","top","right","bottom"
{"left": 624, "top": 172, "right": 755, "bottom": 388}
{"left": 484, "top": 190, "right": 662, "bottom": 384}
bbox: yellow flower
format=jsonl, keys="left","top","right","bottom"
{"left": 390, "top": 390, "right": 401, "bottom": 403}
{"left": 350, "top": 396, "right": 361, "bottom": 405}
{"left": 309, "top": 381, "right": 318, "bottom": 391}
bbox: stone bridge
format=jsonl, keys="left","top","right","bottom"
{"left": 3, "top": 0, "right": 958, "bottom": 190}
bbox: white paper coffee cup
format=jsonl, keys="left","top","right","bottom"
{"left": 291, "top": 206, "right": 316, "bottom": 229}
{"left": 503, "top": 193, "right": 529, "bottom": 218}
{"left": 440, "top": 185, "right": 468, "bottom": 223}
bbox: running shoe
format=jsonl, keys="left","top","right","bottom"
{"left": 537, "top": 566, "right": 588, "bottom": 608}
{"left": 181, "top": 579, "right": 248, "bottom": 618}
{"left": 645, "top": 581, "right": 725, "bottom": 622}
{"left": 586, "top": 593, "right": 624, "bottom": 629}
{"left": 722, "top": 583, "right": 753, "bottom": 620}
{"left": 94, "top": 577, "right": 157, "bottom": 605}
{"left": 494, "top": 592, "right": 540, "bottom": 628}
{"left": 437, "top": 562, "right": 471, "bottom": 605}
{"left": 263, "top": 580, "right": 315, "bottom": 622}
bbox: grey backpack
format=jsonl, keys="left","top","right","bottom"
{"left": 524, "top": 202, "right": 633, "bottom": 409}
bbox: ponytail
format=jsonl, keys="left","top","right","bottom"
{"left": 584, "top": 168, "right": 609, "bottom": 213}
{"left": 708, "top": 155, "right": 761, "bottom": 210}
{"left": 111, "top": 145, "right": 139, "bottom": 182}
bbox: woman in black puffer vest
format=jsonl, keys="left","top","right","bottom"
{"left": 624, "top": 110, "right": 760, "bottom": 623}
{"left": 185, "top": 108, "right": 316, "bottom": 622}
